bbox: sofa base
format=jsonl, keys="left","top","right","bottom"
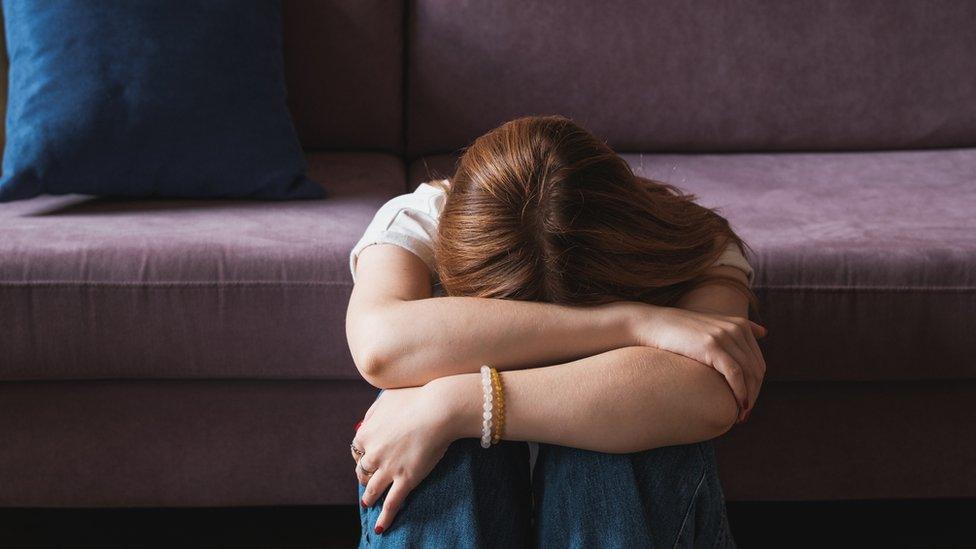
{"left": 1, "top": 379, "right": 972, "bottom": 506}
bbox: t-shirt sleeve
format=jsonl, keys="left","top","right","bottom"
{"left": 712, "top": 241, "right": 755, "bottom": 287}
{"left": 349, "top": 182, "right": 446, "bottom": 283}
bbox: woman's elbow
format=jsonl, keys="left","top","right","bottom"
{"left": 349, "top": 339, "right": 415, "bottom": 389}
{"left": 680, "top": 360, "right": 740, "bottom": 441}
{"left": 347, "top": 315, "right": 401, "bottom": 388}
{"left": 350, "top": 346, "right": 389, "bottom": 387}
{"left": 703, "top": 384, "right": 739, "bottom": 439}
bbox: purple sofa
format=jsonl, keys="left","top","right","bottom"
{"left": 2, "top": 1, "right": 975, "bottom": 507}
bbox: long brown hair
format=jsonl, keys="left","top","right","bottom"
{"left": 432, "top": 115, "right": 760, "bottom": 318}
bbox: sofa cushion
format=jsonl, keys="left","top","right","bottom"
{"left": 0, "top": 153, "right": 403, "bottom": 381}
{"left": 0, "top": 0, "right": 321, "bottom": 201}
{"left": 409, "top": 148, "right": 976, "bottom": 381}
{"left": 407, "top": 0, "right": 976, "bottom": 156}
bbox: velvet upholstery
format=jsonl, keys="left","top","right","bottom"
{"left": 410, "top": 148, "right": 976, "bottom": 381}
{"left": 1, "top": 380, "right": 972, "bottom": 506}
{"left": 407, "top": 0, "right": 976, "bottom": 156}
{"left": 712, "top": 380, "right": 976, "bottom": 501}
{"left": 283, "top": 0, "right": 403, "bottom": 152}
{"left": 0, "top": 153, "right": 403, "bottom": 381}
{"left": 2, "top": 0, "right": 974, "bottom": 508}
{"left": 0, "top": 380, "right": 377, "bottom": 507}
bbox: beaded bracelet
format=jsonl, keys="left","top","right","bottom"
{"left": 490, "top": 367, "right": 505, "bottom": 444}
{"left": 479, "top": 365, "right": 507, "bottom": 448}
{"left": 479, "top": 365, "right": 495, "bottom": 448}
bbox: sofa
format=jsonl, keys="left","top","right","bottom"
{"left": 1, "top": 1, "right": 974, "bottom": 507}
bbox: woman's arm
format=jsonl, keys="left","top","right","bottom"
{"left": 347, "top": 243, "right": 644, "bottom": 386}
{"left": 346, "top": 244, "right": 766, "bottom": 415}
{"left": 433, "top": 344, "right": 740, "bottom": 453}
{"left": 353, "top": 265, "right": 764, "bottom": 531}
{"left": 355, "top": 348, "right": 741, "bottom": 533}
{"left": 429, "top": 266, "right": 760, "bottom": 452}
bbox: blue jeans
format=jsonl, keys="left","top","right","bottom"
{"left": 357, "top": 399, "right": 736, "bottom": 548}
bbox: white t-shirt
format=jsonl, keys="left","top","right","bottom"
{"left": 349, "top": 179, "right": 754, "bottom": 474}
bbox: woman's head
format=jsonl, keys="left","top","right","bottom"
{"left": 433, "top": 115, "right": 759, "bottom": 314}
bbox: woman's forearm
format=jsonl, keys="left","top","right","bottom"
{"left": 431, "top": 345, "right": 739, "bottom": 453}
{"left": 348, "top": 295, "right": 643, "bottom": 389}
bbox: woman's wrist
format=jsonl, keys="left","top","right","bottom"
{"left": 419, "top": 300, "right": 649, "bottom": 444}
{"left": 614, "top": 301, "right": 662, "bottom": 348}
{"left": 425, "top": 373, "right": 484, "bottom": 442}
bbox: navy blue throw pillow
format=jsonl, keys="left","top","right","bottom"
{"left": 0, "top": 1, "right": 323, "bottom": 201}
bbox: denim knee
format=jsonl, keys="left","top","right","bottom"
{"left": 531, "top": 441, "right": 733, "bottom": 548}
{"left": 359, "top": 438, "right": 532, "bottom": 548}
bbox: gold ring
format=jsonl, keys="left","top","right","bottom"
{"left": 350, "top": 443, "right": 365, "bottom": 457}
{"left": 357, "top": 460, "right": 376, "bottom": 476}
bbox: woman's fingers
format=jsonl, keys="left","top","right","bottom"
{"left": 730, "top": 320, "right": 765, "bottom": 415}
{"left": 361, "top": 466, "right": 392, "bottom": 508}
{"left": 709, "top": 347, "right": 749, "bottom": 417}
{"left": 742, "top": 325, "right": 766, "bottom": 377}
{"left": 718, "top": 320, "right": 764, "bottom": 418}
{"left": 741, "top": 329, "right": 767, "bottom": 419}
{"left": 374, "top": 478, "right": 414, "bottom": 534}
{"left": 735, "top": 330, "right": 765, "bottom": 412}
{"left": 351, "top": 436, "right": 368, "bottom": 463}
{"left": 356, "top": 455, "right": 379, "bottom": 487}
{"left": 750, "top": 320, "right": 768, "bottom": 338}
{"left": 721, "top": 352, "right": 752, "bottom": 422}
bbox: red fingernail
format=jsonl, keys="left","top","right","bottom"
{"left": 361, "top": 498, "right": 368, "bottom": 509}
{"left": 355, "top": 420, "right": 363, "bottom": 431}
{"left": 374, "top": 525, "right": 384, "bottom": 535}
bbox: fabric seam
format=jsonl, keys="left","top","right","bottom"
{"left": 0, "top": 281, "right": 352, "bottom": 288}
{"left": 672, "top": 445, "right": 709, "bottom": 549}
{"left": 1, "top": 282, "right": 974, "bottom": 292}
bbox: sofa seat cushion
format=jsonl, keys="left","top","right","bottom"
{"left": 1, "top": 153, "right": 404, "bottom": 381}
{"left": 410, "top": 147, "right": 976, "bottom": 381}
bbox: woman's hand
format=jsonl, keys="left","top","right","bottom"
{"left": 351, "top": 380, "right": 470, "bottom": 534}
{"left": 628, "top": 303, "right": 767, "bottom": 422}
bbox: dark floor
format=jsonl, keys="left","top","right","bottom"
{"left": 1, "top": 499, "right": 972, "bottom": 548}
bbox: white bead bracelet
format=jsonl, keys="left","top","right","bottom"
{"left": 480, "top": 365, "right": 494, "bottom": 448}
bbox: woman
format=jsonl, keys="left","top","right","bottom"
{"left": 346, "top": 115, "right": 767, "bottom": 548}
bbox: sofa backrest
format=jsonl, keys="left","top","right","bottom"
{"left": 283, "top": 0, "right": 403, "bottom": 153}
{"left": 406, "top": 0, "right": 976, "bottom": 157}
